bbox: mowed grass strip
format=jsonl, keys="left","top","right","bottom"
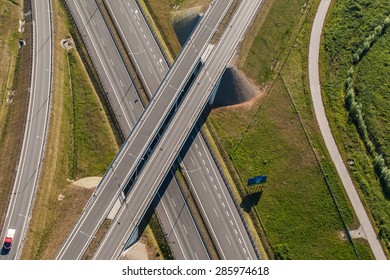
{"left": 21, "top": 0, "right": 118, "bottom": 259}
{"left": 68, "top": 51, "right": 118, "bottom": 179}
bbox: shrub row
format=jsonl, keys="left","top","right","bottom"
{"left": 344, "top": 15, "right": 390, "bottom": 197}
{"left": 353, "top": 15, "right": 390, "bottom": 64}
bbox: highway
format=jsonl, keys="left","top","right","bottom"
{"left": 105, "top": 0, "right": 260, "bottom": 259}
{"left": 93, "top": 0, "right": 262, "bottom": 260}
{"left": 103, "top": 0, "right": 209, "bottom": 260}
{"left": 57, "top": 0, "right": 232, "bottom": 260}
{"left": 308, "top": 0, "right": 386, "bottom": 260}
{"left": 62, "top": 0, "right": 209, "bottom": 260}
{"left": 0, "top": 0, "right": 53, "bottom": 260}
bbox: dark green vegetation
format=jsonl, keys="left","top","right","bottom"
{"left": 209, "top": 0, "right": 374, "bottom": 258}
{"left": 322, "top": 0, "right": 390, "bottom": 254}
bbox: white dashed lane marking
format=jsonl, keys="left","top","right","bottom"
{"left": 226, "top": 235, "right": 231, "bottom": 245}
{"left": 213, "top": 208, "right": 219, "bottom": 218}
{"left": 171, "top": 197, "right": 176, "bottom": 208}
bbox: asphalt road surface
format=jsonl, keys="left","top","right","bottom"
{"left": 93, "top": 0, "right": 262, "bottom": 260}
{"left": 57, "top": 0, "right": 232, "bottom": 260}
{"left": 105, "top": 0, "right": 260, "bottom": 259}
{"left": 0, "top": 0, "right": 53, "bottom": 260}
{"left": 308, "top": 0, "right": 386, "bottom": 260}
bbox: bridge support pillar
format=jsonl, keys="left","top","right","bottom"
{"left": 208, "top": 72, "right": 223, "bottom": 105}
{"left": 124, "top": 226, "right": 139, "bottom": 250}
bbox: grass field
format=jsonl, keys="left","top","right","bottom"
{"left": 322, "top": 0, "right": 390, "bottom": 254}
{"left": 209, "top": 75, "right": 371, "bottom": 259}
{"left": 239, "top": 0, "right": 307, "bottom": 85}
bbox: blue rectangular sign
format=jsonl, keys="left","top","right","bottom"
{"left": 247, "top": 175, "right": 267, "bottom": 186}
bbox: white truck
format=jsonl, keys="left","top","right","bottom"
{"left": 3, "top": 229, "right": 16, "bottom": 250}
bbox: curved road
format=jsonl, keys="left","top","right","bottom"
{"left": 0, "top": 0, "right": 53, "bottom": 260}
{"left": 308, "top": 0, "right": 386, "bottom": 260}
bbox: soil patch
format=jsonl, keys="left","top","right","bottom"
{"left": 72, "top": 176, "right": 101, "bottom": 189}
{"left": 211, "top": 66, "right": 260, "bottom": 107}
{"left": 122, "top": 241, "right": 149, "bottom": 260}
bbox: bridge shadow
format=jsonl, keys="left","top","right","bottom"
{"left": 177, "top": 106, "right": 211, "bottom": 163}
